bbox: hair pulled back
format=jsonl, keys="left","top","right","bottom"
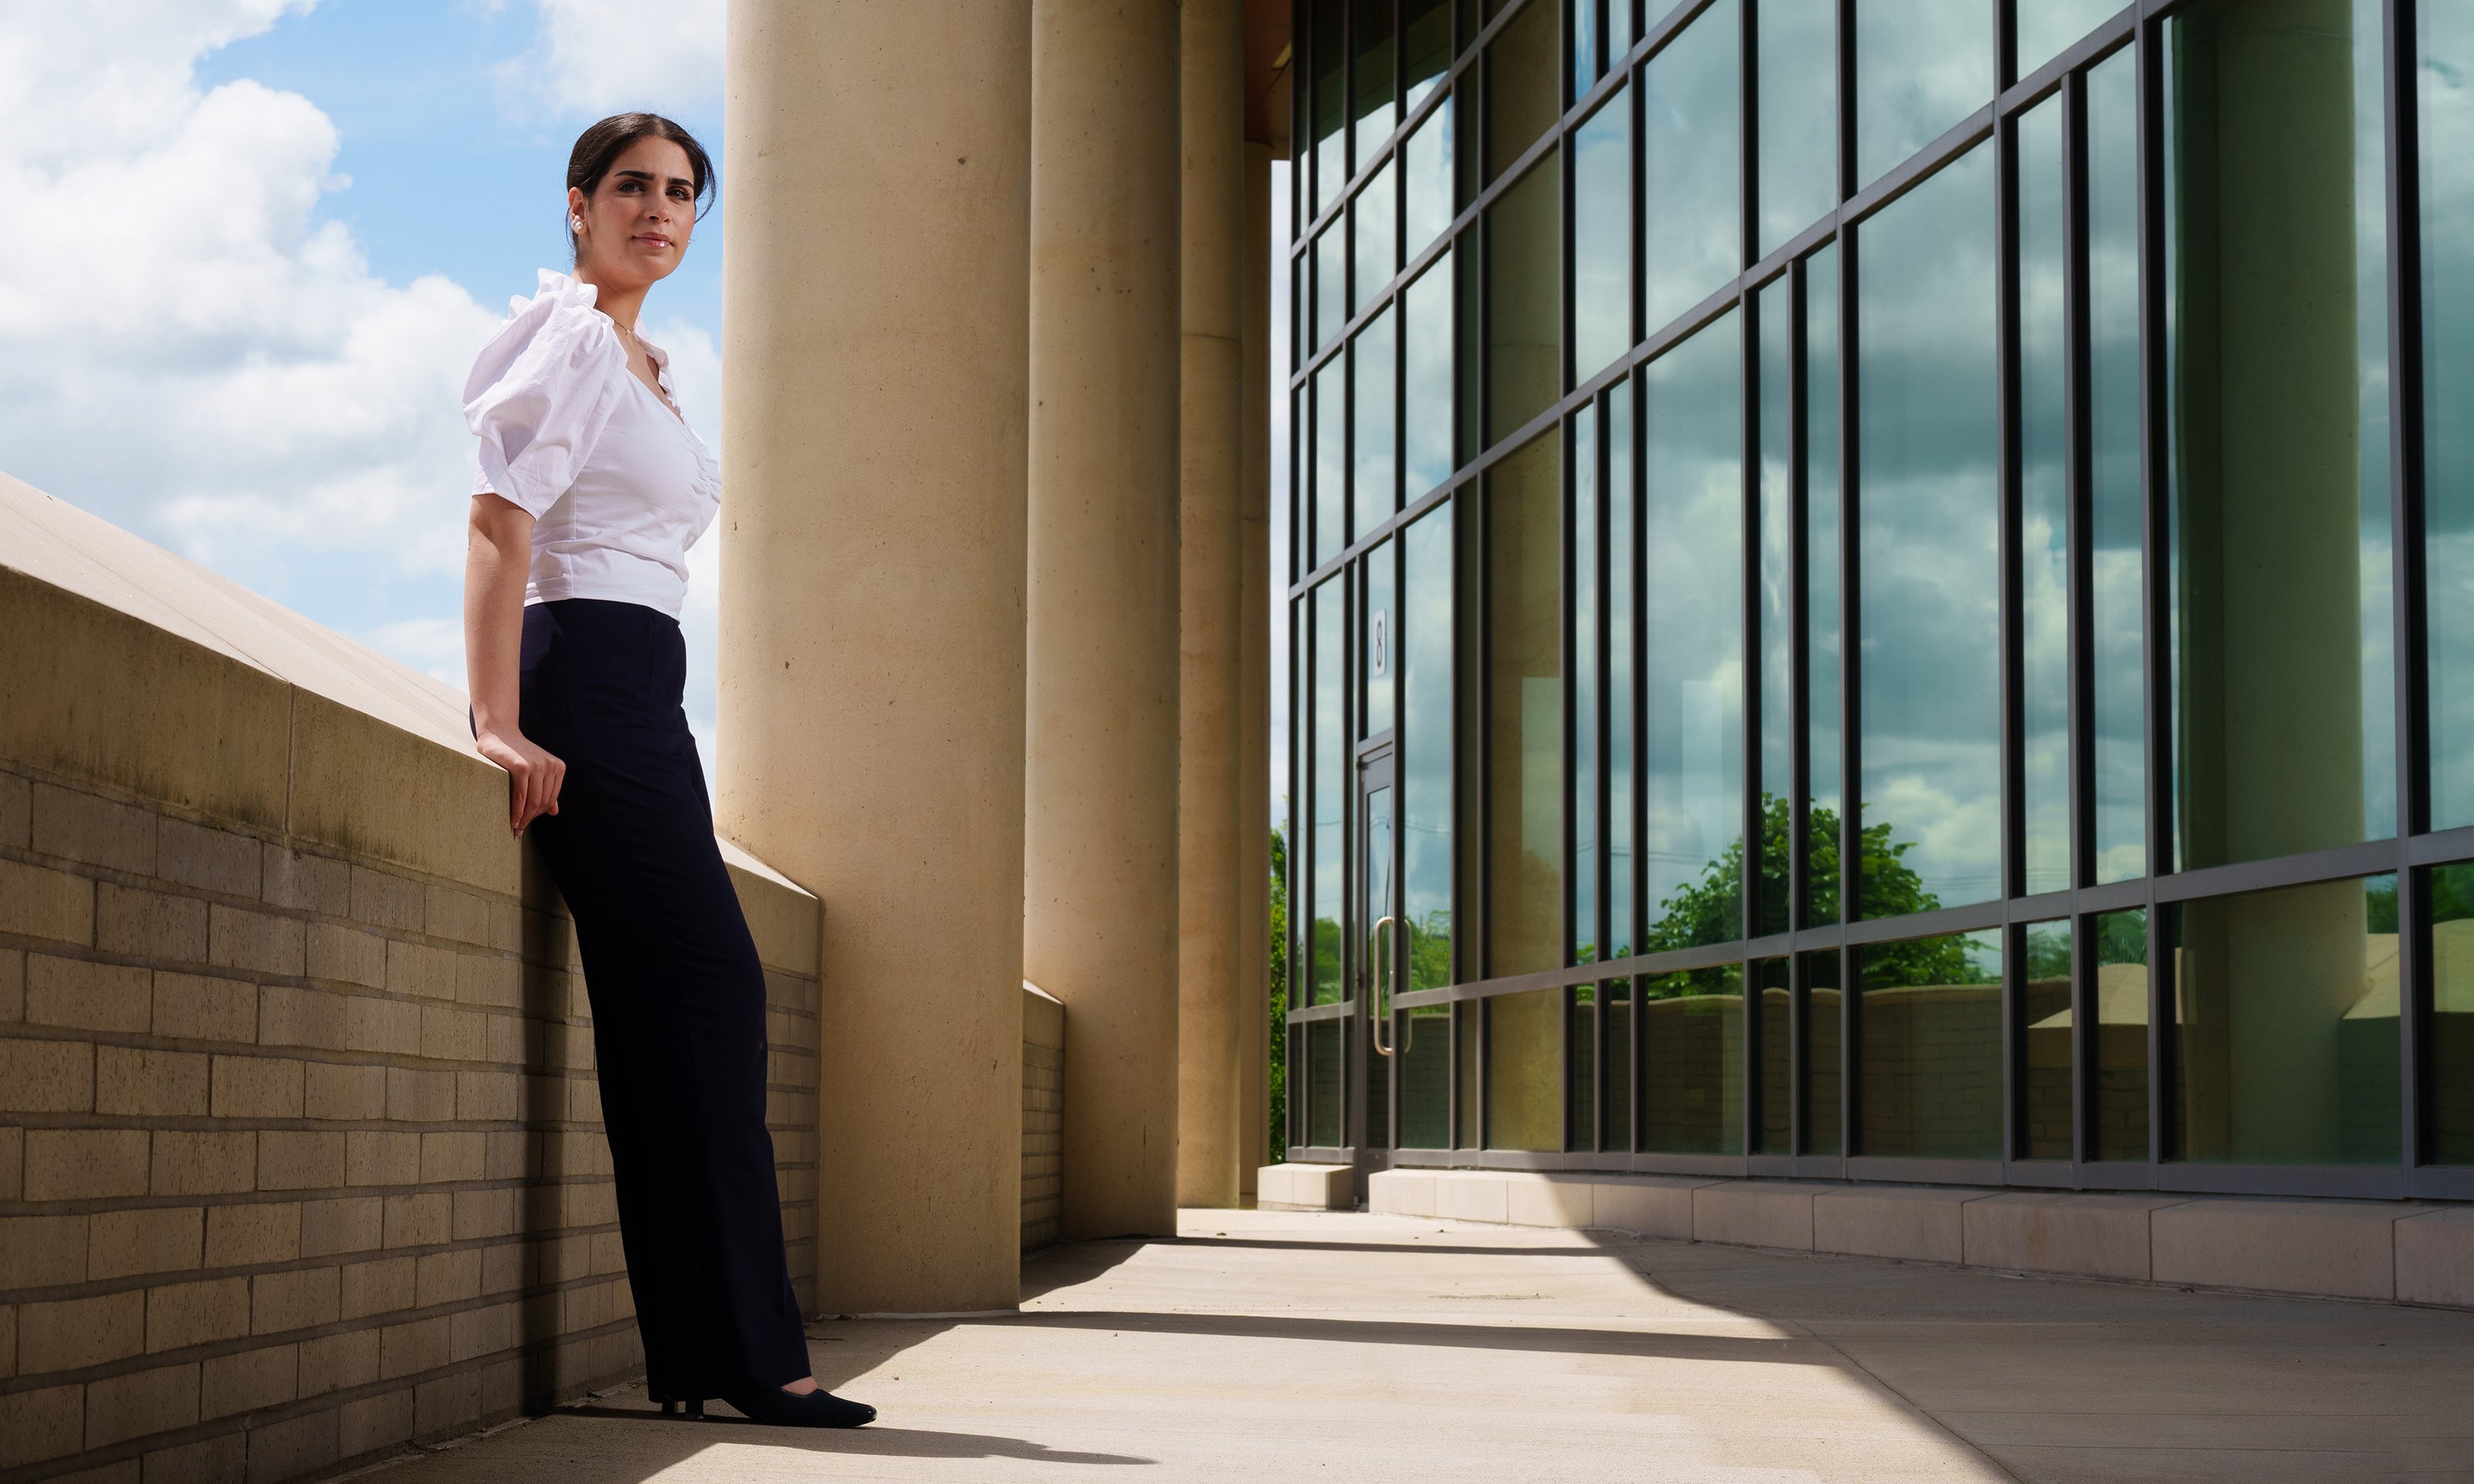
{"left": 566, "top": 113, "right": 716, "bottom": 263}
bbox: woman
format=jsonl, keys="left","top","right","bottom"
{"left": 460, "top": 112, "right": 871, "bottom": 1431}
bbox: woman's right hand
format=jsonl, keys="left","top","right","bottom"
{"left": 465, "top": 494, "right": 552, "bottom": 838}
{"left": 475, "top": 726, "right": 567, "bottom": 836}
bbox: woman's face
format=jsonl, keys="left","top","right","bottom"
{"left": 569, "top": 135, "right": 697, "bottom": 290}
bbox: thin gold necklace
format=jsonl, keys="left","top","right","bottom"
{"left": 605, "top": 315, "right": 681, "bottom": 417}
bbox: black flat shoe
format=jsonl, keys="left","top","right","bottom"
{"left": 721, "top": 1387, "right": 876, "bottom": 1428}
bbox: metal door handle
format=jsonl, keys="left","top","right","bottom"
{"left": 1371, "top": 915, "right": 1397, "bottom": 1057}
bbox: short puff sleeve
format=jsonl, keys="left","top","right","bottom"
{"left": 462, "top": 270, "right": 629, "bottom": 517}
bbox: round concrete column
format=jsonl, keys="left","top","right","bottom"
{"left": 719, "top": 0, "right": 1031, "bottom": 1312}
{"left": 1238, "top": 138, "right": 1275, "bottom": 1197}
{"left": 1026, "top": 0, "right": 1184, "bottom": 1239}
{"left": 1175, "top": 0, "right": 1247, "bottom": 1212}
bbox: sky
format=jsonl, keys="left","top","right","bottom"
{"left": 2, "top": 0, "right": 1294, "bottom": 823}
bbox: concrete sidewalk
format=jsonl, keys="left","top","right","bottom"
{"left": 354, "top": 1208, "right": 2474, "bottom": 1482}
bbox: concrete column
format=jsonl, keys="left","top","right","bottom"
{"left": 1026, "top": 0, "right": 1184, "bottom": 1240}
{"left": 1177, "top": 0, "right": 1247, "bottom": 1212}
{"left": 1238, "top": 139, "right": 1275, "bottom": 1198}
{"left": 718, "top": 0, "right": 1029, "bottom": 1312}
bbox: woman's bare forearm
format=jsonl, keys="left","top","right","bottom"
{"left": 463, "top": 495, "right": 567, "bottom": 834}
{"left": 464, "top": 495, "right": 533, "bottom": 736}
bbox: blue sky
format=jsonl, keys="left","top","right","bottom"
{"left": 2, "top": 0, "right": 734, "bottom": 761}
{"left": 193, "top": 0, "right": 724, "bottom": 340}
{"left": 3, "top": 0, "right": 1290, "bottom": 819}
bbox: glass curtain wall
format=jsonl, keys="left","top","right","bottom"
{"left": 1283, "top": 0, "right": 2474, "bottom": 1199}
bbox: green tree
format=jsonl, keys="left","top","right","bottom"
{"left": 1267, "top": 822, "right": 1289, "bottom": 1162}
{"left": 1643, "top": 795, "right": 1975, "bottom": 986}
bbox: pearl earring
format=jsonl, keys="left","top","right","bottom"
{"left": 571, "top": 217, "right": 583, "bottom": 231}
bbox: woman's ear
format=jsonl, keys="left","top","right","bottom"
{"left": 567, "top": 185, "right": 588, "bottom": 234}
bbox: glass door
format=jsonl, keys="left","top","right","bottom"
{"left": 1352, "top": 750, "right": 1401, "bottom": 1200}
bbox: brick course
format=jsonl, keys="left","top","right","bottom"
{"left": 0, "top": 762, "right": 821, "bottom": 1484}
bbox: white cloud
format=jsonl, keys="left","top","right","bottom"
{"left": 0, "top": 1, "right": 731, "bottom": 782}
{"left": 365, "top": 615, "right": 468, "bottom": 686}
{"left": 0, "top": 0, "right": 503, "bottom": 591}
{"left": 513, "top": 0, "right": 725, "bottom": 119}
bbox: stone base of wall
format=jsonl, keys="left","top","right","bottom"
{"left": 1256, "top": 1164, "right": 1352, "bottom": 1211}
{"left": 1368, "top": 1169, "right": 2474, "bottom": 1310}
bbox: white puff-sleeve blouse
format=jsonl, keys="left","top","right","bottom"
{"left": 462, "top": 269, "right": 720, "bottom": 619}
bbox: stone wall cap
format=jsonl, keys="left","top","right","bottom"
{"left": 1, "top": 470, "right": 472, "bottom": 751}
{"left": 720, "top": 838, "right": 816, "bottom": 900}
{"left": 2, "top": 471, "right": 812, "bottom": 897}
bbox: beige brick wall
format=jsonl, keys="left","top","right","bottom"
{"left": 1022, "top": 986, "right": 1064, "bottom": 1252}
{"left": 0, "top": 568, "right": 822, "bottom": 1484}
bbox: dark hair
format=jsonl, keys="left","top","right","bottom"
{"left": 566, "top": 113, "right": 716, "bottom": 264}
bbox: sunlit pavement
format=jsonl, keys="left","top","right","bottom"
{"left": 356, "top": 1207, "right": 2474, "bottom": 1482}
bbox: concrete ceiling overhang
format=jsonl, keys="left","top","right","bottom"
{"left": 1246, "top": 0, "right": 1293, "bottom": 153}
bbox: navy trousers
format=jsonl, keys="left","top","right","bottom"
{"left": 517, "top": 598, "right": 809, "bottom": 1400}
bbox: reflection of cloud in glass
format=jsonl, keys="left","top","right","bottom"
{"left": 1573, "top": 87, "right": 1631, "bottom": 382}
{"left": 1859, "top": 144, "right": 2001, "bottom": 913}
{"left": 1354, "top": 161, "right": 1397, "bottom": 312}
{"left": 1314, "top": 359, "right": 1346, "bottom": 567}
{"left": 1758, "top": 0, "right": 1837, "bottom": 257}
{"left": 1402, "top": 509, "right": 1453, "bottom": 989}
{"left": 2090, "top": 49, "right": 2145, "bottom": 883}
{"left": 1607, "top": 392, "right": 1636, "bottom": 958}
{"left": 1757, "top": 275, "right": 1794, "bottom": 935}
{"left": 1855, "top": 0, "right": 1992, "bottom": 187}
{"left": 1806, "top": 245, "right": 1844, "bottom": 910}
{"left": 1352, "top": 307, "right": 1396, "bottom": 540}
{"left": 1315, "top": 224, "right": 1346, "bottom": 349}
{"left": 1644, "top": 0, "right": 1740, "bottom": 333}
{"left": 2349, "top": 0, "right": 2397, "bottom": 845}
{"left": 2017, "top": 0, "right": 2125, "bottom": 77}
{"left": 2426, "top": 5, "right": 2474, "bottom": 826}
{"left": 1403, "top": 255, "right": 1453, "bottom": 499}
{"left": 1644, "top": 316, "right": 1745, "bottom": 942}
{"left": 2019, "top": 91, "right": 2069, "bottom": 896}
{"left": 1404, "top": 100, "right": 1453, "bottom": 260}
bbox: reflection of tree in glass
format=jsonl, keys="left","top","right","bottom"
{"left": 1641, "top": 794, "right": 1965, "bottom": 981}
{"left": 2025, "top": 925, "right": 2072, "bottom": 982}
{"left": 2094, "top": 909, "right": 2147, "bottom": 968}
{"left": 2369, "top": 875, "right": 2401, "bottom": 934}
{"left": 1311, "top": 902, "right": 1340, "bottom": 1006}
{"left": 1269, "top": 824, "right": 1289, "bottom": 1162}
{"left": 2432, "top": 868, "right": 2474, "bottom": 926}
{"left": 1406, "top": 909, "right": 1453, "bottom": 992}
